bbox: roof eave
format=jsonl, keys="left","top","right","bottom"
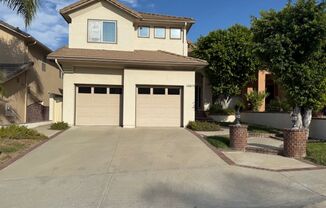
{"left": 47, "top": 56, "right": 208, "bottom": 69}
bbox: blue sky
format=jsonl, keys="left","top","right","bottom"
{"left": 0, "top": 0, "right": 289, "bottom": 50}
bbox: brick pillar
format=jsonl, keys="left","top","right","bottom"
{"left": 230, "top": 125, "right": 248, "bottom": 151}
{"left": 283, "top": 129, "right": 307, "bottom": 158}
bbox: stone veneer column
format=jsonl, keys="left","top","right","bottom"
{"left": 283, "top": 129, "right": 307, "bottom": 158}
{"left": 229, "top": 125, "right": 248, "bottom": 151}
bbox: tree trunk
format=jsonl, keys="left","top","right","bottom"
{"left": 219, "top": 95, "right": 231, "bottom": 109}
{"left": 292, "top": 106, "right": 303, "bottom": 129}
{"left": 291, "top": 106, "right": 312, "bottom": 138}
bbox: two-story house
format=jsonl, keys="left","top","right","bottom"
{"left": 48, "top": 0, "right": 209, "bottom": 127}
{"left": 0, "top": 20, "right": 63, "bottom": 124}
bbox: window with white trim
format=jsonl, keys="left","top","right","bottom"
{"left": 88, "top": 20, "right": 117, "bottom": 43}
{"left": 138, "top": 26, "right": 150, "bottom": 38}
{"left": 154, "top": 27, "right": 166, "bottom": 39}
{"left": 170, "top": 28, "right": 182, "bottom": 39}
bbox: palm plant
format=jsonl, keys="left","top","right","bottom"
{"left": 0, "top": 0, "right": 39, "bottom": 27}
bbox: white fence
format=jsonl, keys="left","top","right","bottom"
{"left": 240, "top": 112, "right": 326, "bottom": 140}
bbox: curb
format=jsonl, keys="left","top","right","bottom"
{"left": 187, "top": 129, "right": 326, "bottom": 172}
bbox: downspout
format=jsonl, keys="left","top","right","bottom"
{"left": 55, "top": 59, "right": 64, "bottom": 78}
{"left": 183, "top": 22, "right": 187, "bottom": 56}
{"left": 24, "top": 71, "right": 28, "bottom": 123}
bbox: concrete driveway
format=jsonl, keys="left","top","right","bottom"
{"left": 0, "top": 126, "right": 325, "bottom": 208}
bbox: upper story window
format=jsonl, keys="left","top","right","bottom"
{"left": 154, "top": 27, "right": 166, "bottom": 39}
{"left": 88, "top": 19, "right": 117, "bottom": 44}
{"left": 138, "top": 26, "right": 150, "bottom": 38}
{"left": 170, "top": 28, "right": 182, "bottom": 40}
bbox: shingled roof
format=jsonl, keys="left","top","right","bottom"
{"left": 60, "top": 0, "right": 195, "bottom": 26}
{"left": 0, "top": 20, "right": 52, "bottom": 53}
{"left": 48, "top": 47, "right": 207, "bottom": 68}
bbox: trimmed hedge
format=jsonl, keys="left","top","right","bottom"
{"left": 50, "top": 122, "right": 69, "bottom": 130}
{"left": 187, "top": 121, "right": 221, "bottom": 131}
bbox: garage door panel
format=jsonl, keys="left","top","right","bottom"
{"left": 76, "top": 86, "right": 122, "bottom": 126}
{"left": 136, "top": 87, "right": 182, "bottom": 127}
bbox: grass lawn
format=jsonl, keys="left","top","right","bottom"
{"left": 0, "top": 126, "right": 48, "bottom": 165}
{"left": 306, "top": 142, "right": 326, "bottom": 166}
{"left": 206, "top": 136, "right": 230, "bottom": 149}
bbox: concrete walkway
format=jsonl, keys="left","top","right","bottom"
{"left": 33, "top": 124, "right": 62, "bottom": 138}
{"left": 0, "top": 127, "right": 325, "bottom": 208}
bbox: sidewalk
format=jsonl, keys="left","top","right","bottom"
{"left": 195, "top": 130, "right": 324, "bottom": 172}
{"left": 33, "top": 125, "right": 61, "bottom": 138}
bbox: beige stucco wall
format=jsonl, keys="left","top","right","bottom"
{"left": 0, "top": 72, "right": 27, "bottom": 124}
{"left": 27, "top": 46, "right": 62, "bottom": 106}
{"left": 62, "top": 66, "right": 195, "bottom": 127}
{"left": 62, "top": 67, "right": 123, "bottom": 125}
{"left": 123, "top": 68, "right": 195, "bottom": 128}
{"left": 68, "top": 1, "right": 187, "bottom": 55}
{"left": 0, "top": 29, "right": 28, "bottom": 64}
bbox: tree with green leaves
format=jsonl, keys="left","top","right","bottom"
{"left": 252, "top": 0, "right": 326, "bottom": 130}
{"left": 0, "top": 0, "right": 39, "bottom": 27}
{"left": 193, "top": 24, "right": 259, "bottom": 108}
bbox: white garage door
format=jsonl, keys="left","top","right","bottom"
{"left": 75, "top": 86, "right": 122, "bottom": 126}
{"left": 136, "top": 86, "right": 182, "bottom": 127}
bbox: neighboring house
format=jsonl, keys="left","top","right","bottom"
{"left": 246, "top": 70, "right": 285, "bottom": 112}
{"left": 0, "top": 20, "right": 63, "bottom": 124}
{"left": 48, "top": 0, "right": 210, "bottom": 127}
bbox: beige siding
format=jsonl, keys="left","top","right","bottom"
{"left": 68, "top": 1, "right": 187, "bottom": 55}
{"left": 136, "top": 88, "right": 182, "bottom": 127}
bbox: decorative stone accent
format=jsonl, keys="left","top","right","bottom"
{"left": 230, "top": 125, "right": 248, "bottom": 151}
{"left": 283, "top": 129, "right": 307, "bottom": 158}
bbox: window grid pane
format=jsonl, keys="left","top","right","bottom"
{"left": 138, "top": 26, "right": 150, "bottom": 38}
{"left": 138, "top": 88, "right": 150, "bottom": 95}
{"left": 154, "top": 28, "right": 166, "bottom": 38}
{"left": 78, "top": 87, "right": 92, "bottom": 94}
{"left": 170, "top": 28, "right": 181, "bottom": 39}
{"left": 168, "top": 88, "right": 180, "bottom": 95}
{"left": 103, "top": 21, "right": 116, "bottom": 43}
{"left": 94, "top": 87, "right": 107, "bottom": 94}
{"left": 110, "top": 87, "right": 123, "bottom": 94}
{"left": 88, "top": 20, "right": 101, "bottom": 42}
{"left": 153, "top": 88, "right": 166, "bottom": 95}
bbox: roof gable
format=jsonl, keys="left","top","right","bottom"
{"left": 60, "top": 0, "right": 195, "bottom": 27}
{"left": 61, "top": 0, "right": 142, "bottom": 23}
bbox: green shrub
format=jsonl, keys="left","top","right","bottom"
{"left": 50, "top": 122, "right": 69, "bottom": 130}
{"left": 266, "top": 98, "right": 291, "bottom": 112}
{"left": 206, "top": 136, "right": 230, "bottom": 149}
{"left": 0, "top": 125, "right": 47, "bottom": 140}
{"left": 245, "top": 91, "right": 268, "bottom": 112}
{"left": 209, "top": 104, "right": 235, "bottom": 115}
{"left": 187, "top": 121, "right": 221, "bottom": 131}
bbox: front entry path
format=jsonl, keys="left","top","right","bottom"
{"left": 0, "top": 127, "right": 325, "bottom": 208}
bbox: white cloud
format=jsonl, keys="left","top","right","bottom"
{"left": 121, "top": 0, "right": 139, "bottom": 7}
{"left": 0, "top": 0, "right": 75, "bottom": 50}
{"left": 0, "top": 0, "right": 151, "bottom": 50}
